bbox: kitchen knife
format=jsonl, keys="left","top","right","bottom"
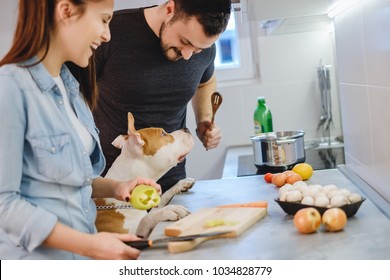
{"left": 124, "top": 231, "right": 233, "bottom": 250}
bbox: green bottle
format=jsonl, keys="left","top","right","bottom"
{"left": 254, "top": 96, "right": 273, "bottom": 135}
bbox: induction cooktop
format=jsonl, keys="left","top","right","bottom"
{"left": 237, "top": 147, "right": 345, "bottom": 177}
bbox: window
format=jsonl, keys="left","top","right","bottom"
{"left": 214, "top": 10, "right": 259, "bottom": 84}
{"left": 214, "top": 12, "right": 239, "bottom": 69}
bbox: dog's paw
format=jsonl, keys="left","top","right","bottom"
{"left": 155, "top": 205, "right": 191, "bottom": 221}
{"left": 174, "top": 178, "right": 196, "bottom": 193}
{"left": 159, "top": 178, "right": 196, "bottom": 206}
{"left": 136, "top": 205, "right": 190, "bottom": 238}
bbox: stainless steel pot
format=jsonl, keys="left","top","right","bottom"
{"left": 251, "top": 131, "right": 305, "bottom": 168}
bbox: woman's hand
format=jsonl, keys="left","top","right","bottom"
{"left": 86, "top": 232, "right": 142, "bottom": 260}
{"left": 114, "top": 177, "right": 161, "bottom": 202}
{"left": 43, "top": 222, "right": 144, "bottom": 260}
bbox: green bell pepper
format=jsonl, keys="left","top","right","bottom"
{"left": 130, "top": 184, "right": 161, "bottom": 210}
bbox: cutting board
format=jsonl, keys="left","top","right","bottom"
{"left": 164, "top": 207, "right": 267, "bottom": 253}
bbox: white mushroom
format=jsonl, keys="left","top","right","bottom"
{"left": 339, "top": 188, "right": 352, "bottom": 197}
{"left": 293, "top": 181, "right": 307, "bottom": 188}
{"left": 297, "top": 184, "right": 309, "bottom": 194}
{"left": 327, "top": 189, "right": 346, "bottom": 199}
{"left": 322, "top": 184, "right": 338, "bottom": 194}
{"left": 349, "top": 193, "right": 362, "bottom": 203}
{"left": 330, "top": 195, "right": 349, "bottom": 207}
{"left": 314, "top": 191, "right": 328, "bottom": 200}
{"left": 279, "top": 191, "right": 287, "bottom": 201}
{"left": 285, "top": 190, "right": 302, "bottom": 203}
{"left": 314, "top": 196, "right": 329, "bottom": 207}
{"left": 302, "top": 188, "right": 319, "bottom": 198}
{"left": 301, "top": 196, "right": 315, "bottom": 206}
{"left": 279, "top": 184, "right": 293, "bottom": 196}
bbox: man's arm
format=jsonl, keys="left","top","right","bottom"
{"left": 191, "top": 73, "right": 222, "bottom": 150}
{"left": 191, "top": 73, "right": 217, "bottom": 125}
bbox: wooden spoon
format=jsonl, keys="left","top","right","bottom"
{"left": 210, "top": 92, "right": 223, "bottom": 125}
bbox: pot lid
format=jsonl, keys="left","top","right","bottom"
{"left": 251, "top": 130, "right": 304, "bottom": 141}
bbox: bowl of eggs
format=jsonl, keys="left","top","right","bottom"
{"left": 274, "top": 181, "right": 365, "bottom": 217}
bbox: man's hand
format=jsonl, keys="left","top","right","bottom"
{"left": 196, "top": 121, "right": 222, "bottom": 150}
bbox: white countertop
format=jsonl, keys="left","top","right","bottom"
{"left": 139, "top": 169, "right": 390, "bottom": 260}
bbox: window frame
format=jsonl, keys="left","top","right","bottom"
{"left": 214, "top": 10, "right": 260, "bottom": 85}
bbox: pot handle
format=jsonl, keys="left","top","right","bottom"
{"left": 275, "top": 139, "right": 296, "bottom": 145}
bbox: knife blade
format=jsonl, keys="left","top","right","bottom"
{"left": 124, "top": 231, "right": 233, "bottom": 250}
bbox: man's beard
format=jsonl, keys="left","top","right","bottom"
{"left": 159, "top": 22, "right": 182, "bottom": 61}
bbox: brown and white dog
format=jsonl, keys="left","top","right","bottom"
{"left": 94, "top": 113, "right": 195, "bottom": 238}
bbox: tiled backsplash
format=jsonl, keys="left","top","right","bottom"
{"left": 334, "top": 0, "right": 390, "bottom": 202}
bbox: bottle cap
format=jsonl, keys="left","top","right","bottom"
{"left": 257, "top": 96, "right": 265, "bottom": 101}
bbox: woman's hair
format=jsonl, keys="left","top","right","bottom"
{"left": 171, "top": 0, "right": 231, "bottom": 37}
{"left": 0, "top": 0, "right": 99, "bottom": 110}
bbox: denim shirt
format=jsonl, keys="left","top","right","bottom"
{"left": 0, "top": 58, "right": 105, "bottom": 259}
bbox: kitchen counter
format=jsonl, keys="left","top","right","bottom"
{"left": 139, "top": 169, "right": 390, "bottom": 260}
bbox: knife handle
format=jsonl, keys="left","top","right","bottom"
{"left": 124, "top": 240, "right": 151, "bottom": 250}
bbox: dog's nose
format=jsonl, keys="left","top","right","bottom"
{"left": 183, "top": 127, "right": 190, "bottom": 134}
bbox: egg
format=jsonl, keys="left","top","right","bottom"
{"left": 272, "top": 173, "right": 287, "bottom": 187}
{"left": 283, "top": 171, "right": 296, "bottom": 176}
{"left": 285, "top": 173, "right": 303, "bottom": 185}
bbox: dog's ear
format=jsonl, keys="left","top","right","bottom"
{"left": 128, "top": 112, "right": 137, "bottom": 134}
{"left": 128, "top": 130, "right": 145, "bottom": 146}
{"left": 126, "top": 112, "right": 145, "bottom": 146}
{"left": 112, "top": 133, "right": 145, "bottom": 149}
{"left": 111, "top": 135, "right": 128, "bottom": 149}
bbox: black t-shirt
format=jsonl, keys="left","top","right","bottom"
{"left": 94, "top": 7, "right": 215, "bottom": 192}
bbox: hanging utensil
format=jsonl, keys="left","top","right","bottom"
{"left": 124, "top": 230, "right": 232, "bottom": 250}
{"left": 316, "top": 59, "right": 333, "bottom": 145}
{"left": 210, "top": 91, "right": 223, "bottom": 125}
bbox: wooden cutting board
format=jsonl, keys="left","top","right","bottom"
{"left": 164, "top": 207, "right": 267, "bottom": 253}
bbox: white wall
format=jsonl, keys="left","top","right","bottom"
{"left": 186, "top": 27, "right": 340, "bottom": 180}
{"left": 0, "top": 0, "right": 18, "bottom": 57}
{"left": 333, "top": 0, "right": 390, "bottom": 202}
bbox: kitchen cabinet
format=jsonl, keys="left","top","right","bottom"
{"left": 242, "top": 0, "right": 332, "bottom": 20}
{"left": 238, "top": 0, "right": 336, "bottom": 35}
{"left": 139, "top": 169, "right": 390, "bottom": 260}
